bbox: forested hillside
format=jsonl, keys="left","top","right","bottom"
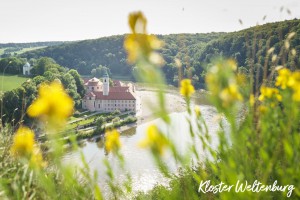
{"left": 197, "top": 19, "right": 300, "bottom": 70}
{"left": 20, "top": 33, "right": 225, "bottom": 82}
{"left": 20, "top": 19, "right": 300, "bottom": 88}
{"left": 0, "top": 41, "right": 65, "bottom": 57}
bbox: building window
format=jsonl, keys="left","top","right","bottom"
{"left": 98, "top": 104, "right": 100, "bottom": 108}
{"left": 92, "top": 87, "right": 94, "bottom": 90}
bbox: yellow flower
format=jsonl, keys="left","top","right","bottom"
{"left": 276, "top": 68, "right": 291, "bottom": 89}
{"left": 287, "top": 71, "right": 300, "bottom": 102}
{"left": 249, "top": 94, "right": 255, "bottom": 107}
{"left": 194, "top": 106, "right": 201, "bottom": 117}
{"left": 30, "top": 147, "right": 46, "bottom": 168}
{"left": 292, "top": 88, "right": 300, "bottom": 102}
{"left": 205, "top": 59, "right": 245, "bottom": 109}
{"left": 10, "top": 126, "right": 35, "bottom": 157}
{"left": 258, "top": 86, "right": 282, "bottom": 102}
{"left": 27, "top": 81, "right": 73, "bottom": 127}
{"left": 287, "top": 71, "right": 300, "bottom": 88}
{"left": 219, "top": 84, "right": 243, "bottom": 107}
{"left": 124, "top": 34, "right": 162, "bottom": 64}
{"left": 105, "top": 129, "right": 121, "bottom": 153}
{"left": 128, "top": 11, "right": 147, "bottom": 34}
{"left": 275, "top": 69, "right": 300, "bottom": 102}
{"left": 180, "top": 79, "right": 195, "bottom": 98}
{"left": 124, "top": 11, "right": 163, "bottom": 64}
{"left": 138, "top": 125, "right": 169, "bottom": 155}
{"left": 258, "top": 105, "right": 268, "bottom": 114}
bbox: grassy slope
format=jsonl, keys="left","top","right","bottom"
{"left": 0, "top": 46, "right": 47, "bottom": 56}
{"left": 0, "top": 74, "right": 29, "bottom": 91}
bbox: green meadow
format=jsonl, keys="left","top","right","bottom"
{"left": 0, "top": 74, "right": 29, "bottom": 91}
{"left": 0, "top": 46, "right": 46, "bottom": 56}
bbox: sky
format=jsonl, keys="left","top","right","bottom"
{"left": 0, "top": 0, "right": 299, "bottom": 43}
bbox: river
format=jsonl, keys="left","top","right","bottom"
{"left": 63, "top": 105, "right": 222, "bottom": 197}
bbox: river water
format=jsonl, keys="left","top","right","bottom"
{"left": 63, "top": 105, "right": 222, "bottom": 196}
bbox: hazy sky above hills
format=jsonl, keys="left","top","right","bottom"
{"left": 0, "top": 0, "right": 299, "bottom": 43}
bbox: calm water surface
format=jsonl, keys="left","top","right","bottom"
{"left": 63, "top": 105, "right": 222, "bottom": 195}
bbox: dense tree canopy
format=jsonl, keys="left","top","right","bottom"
{"left": 19, "top": 19, "right": 300, "bottom": 89}
{"left": 0, "top": 57, "right": 26, "bottom": 74}
{"left": 20, "top": 33, "right": 224, "bottom": 83}
{"left": 0, "top": 57, "right": 85, "bottom": 126}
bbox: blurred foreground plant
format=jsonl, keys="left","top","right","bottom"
{"left": 127, "top": 12, "right": 300, "bottom": 200}
{"left": 0, "top": 81, "right": 101, "bottom": 200}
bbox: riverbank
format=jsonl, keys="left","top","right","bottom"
{"left": 135, "top": 89, "right": 187, "bottom": 125}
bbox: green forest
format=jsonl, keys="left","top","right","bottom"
{"left": 0, "top": 57, "right": 85, "bottom": 126}
{"left": 17, "top": 19, "right": 300, "bottom": 88}
{"left": 0, "top": 18, "right": 299, "bottom": 89}
{"left": 0, "top": 41, "right": 64, "bottom": 57}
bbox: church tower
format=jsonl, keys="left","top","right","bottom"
{"left": 103, "top": 70, "right": 109, "bottom": 96}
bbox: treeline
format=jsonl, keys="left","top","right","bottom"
{"left": 0, "top": 57, "right": 85, "bottom": 126}
{"left": 0, "top": 57, "right": 26, "bottom": 74}
{"left": 195, "top": 19, "right": 300, "bottom": 75}
{"left": 20, "top": 33, "right": 224, "bottom": 83}
{"left": 20, "top": 19, "right": 300, "bottom": 88}
{"left": 0, "top": 41, "right": 65, "bottom": 49}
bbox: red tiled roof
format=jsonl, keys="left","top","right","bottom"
{"left": 93, "top": 91, "right": 136, "bottom": 100}
{"left": 110, "top": 86, "right": 129, "bottom": 92}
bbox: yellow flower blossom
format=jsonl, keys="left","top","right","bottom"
{"left": 194, "top": 106, "right": 201, "bottom": 117}
{"left": 286, "top": 71, "right": 299, "bottom": 88}
{"left": 205, "top": 59, "right": 245, "bottom": 109}
{"left": 287, "top": 71, "right": 300, "bottom": 102}
{"left": 27, "top": 81, "right": 73, "bottom": 127}
{"left": 276, "top": 68, "right": 291, "bottom": 89}
{"left": 219, "top": 84, "right": 243, "bottom": 107}
{"left": 124, "top": 34, "right": 162, "bottom": 64}
{"left": 138, "top": 125, "right": 169, "bottom": 155}
{"left": 180, "top": 79, "right": 195, "bottom": 98}
{"left": 292, "top": 88, "right": 300, "bottom": 102}
{"left": 30, "top": 147, "right": 46, "bottom": 168}
{"left": 258, "top": 105, "right": 268, "bottom": 114}
{"left": 105, "top": 129, "right": 121, "bottom": 153}
{"left": 258, "top": 86, "right": 282, "bottom": 102}
{"left": 275, "top": 69, "right": 300, "bottom": 102}
{"left": 128, "top": 11, "right": 147, "bottom": 34}
{"left": 10, "top": 126, "right": 35, "bottom": 157}
{"left": 124, "top": 11, "right": 163, "bottom": 64}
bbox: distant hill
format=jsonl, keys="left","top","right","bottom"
{"left": 197, "top": 19, "right": 300, "bottom": 68}
{"left": 20, "top": 19, "right": 300, "bottom": 88}
{"left": 20, "top": 33, "right": 225, "bottom": 80}
{"left": 0, "top": 41, "right": 65, "bottom": 57}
